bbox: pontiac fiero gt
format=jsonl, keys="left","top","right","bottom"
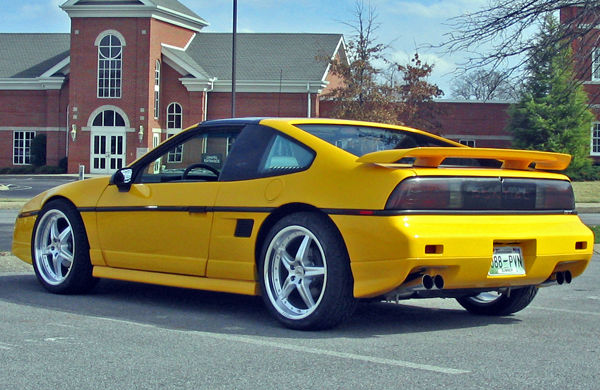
{"left": 12, "top": 118, "right": 594, "bottom": 329}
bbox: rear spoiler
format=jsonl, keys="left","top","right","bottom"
{"left": 356, "top": 147, "right": 571, "bottom": 171}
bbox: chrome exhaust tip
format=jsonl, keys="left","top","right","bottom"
{"left": 433, "top": 275, "right": 444, "bottom": 289}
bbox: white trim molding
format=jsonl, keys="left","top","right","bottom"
{"left": 187, "top": 79, "right": 329, "bottom": 94}
{"left": 591, "top": 122, "right": 600, "bottom": 156}
{"left": 86, "top": 105, "right": 131, "bottom": 129}
{"left": 95, "top": 30, "right": 127, "bottom": 46}
{"left": 40, "top": 56, "right": 71, "bottom": 78}
{"left": 0, "top": 77, "right": 65, "bottom": 90}
{"left": 162, "top": 44, "right": 210, "bottom": 79}
{"left": 61, "top": 1, "right": 209, "bottom": 33}
{"left": 321, "top": 36, "right": 347, "bottom": 82}
{"left": 0, "top": 127, "right": 67, "bottom": 132}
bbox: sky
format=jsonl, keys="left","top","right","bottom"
{"left": 0, "top": 0, "right": 494, "bottom": 95}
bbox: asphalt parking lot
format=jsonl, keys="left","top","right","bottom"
{"left": 1, "top": 251, "right": 598, "bottom": 389}
{"left": 1, "top": 175, "right": 599, "bottom": 388}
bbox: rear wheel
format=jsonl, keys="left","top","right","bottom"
{"left": 32, "top": 200, "right": 97, "bottom": 294}
{"left": 456, "top": 286, "right": 538, "bottom": 316}
{"left": 259, "top": 212, "right": 356, "bottom": 330}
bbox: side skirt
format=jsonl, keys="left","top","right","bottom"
{"left": 93, "top": 266, "right": 260, "bottom": 296}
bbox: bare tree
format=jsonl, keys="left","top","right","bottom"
{"left": 450, "top": 69, "right": 521, "bottom": 100}
{"left": 441, "top": 0, "right": 600, "bottom": 76}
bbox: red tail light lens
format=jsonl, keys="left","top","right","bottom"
{"left": 385, "top": 178, "right": 450, "bottom": 210}
{"left": 385, "top": 177, "right": 575, "bottom": 211}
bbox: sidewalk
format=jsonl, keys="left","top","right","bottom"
{"left": 576, "top": 203, "right": 600, "bottom": 213}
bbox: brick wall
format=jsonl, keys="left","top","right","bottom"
{"left": 0, "top": 83, "right": 69, "bottom": 167}
{"left": 207, "top": 92, "right": 312, "bottom": 119}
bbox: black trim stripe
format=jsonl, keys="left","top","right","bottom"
{"left": 323, "top": 208, "right": 577, "bottom": 216}
{"left": 73, "top": 205, "right": 576, "bottom": 216}
{"left": 76, "top": 206, "right": 275, "bottom": 214}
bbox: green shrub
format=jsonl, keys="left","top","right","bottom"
{"left": 58, "top": 157, "right": 68, "bottom": 171}
{"left": 30, "top": 134, "right": 47, "bottom": 167}
{"left": 0, "top": 164, "right": 66, "bottom": 174}
{"left": 0, "top": 166, "right": 35, "bottom": 174}
{"left": 567, "top": 164, "right": 600, "bottom": 181}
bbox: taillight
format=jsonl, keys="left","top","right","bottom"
{"left": 385, "top": 177, "right": 575, "bottom": 211}
{"left": 385, "top": 178, "right": 450, "bottom": 209}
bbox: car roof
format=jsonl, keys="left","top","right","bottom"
{"left": 198, "top": 117, "right": 463, "bottom": 147}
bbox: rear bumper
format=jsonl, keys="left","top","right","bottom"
{"left": 331, "top": 214, "right": 594, "bottom": 298}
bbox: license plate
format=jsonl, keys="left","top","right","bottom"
{"left": 489, "top": 247, "right": 525, "bottom": 276}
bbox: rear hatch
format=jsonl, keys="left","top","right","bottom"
{"left": 357, "top": 147, "right": 575, "bottom": 214}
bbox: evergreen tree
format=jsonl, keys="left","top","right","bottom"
{"left": 507, "top": 16, "right": 595, "bottom": 179}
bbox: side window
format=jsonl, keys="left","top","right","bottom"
{"left": 220, "top": 125, "right": 315, "bottom": 181}
{"left": 138, "top": 128, "right": 240, "bottom": 183}
{"left": 260, "top": 135, "right": 314, "bottom": 174}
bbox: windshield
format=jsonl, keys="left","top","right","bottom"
{"left": 295, "top": 124, "right": 454, "bottom": 156}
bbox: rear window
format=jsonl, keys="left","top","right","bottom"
{"left": 295, "top": 124, "right": 454, "bottom": 157}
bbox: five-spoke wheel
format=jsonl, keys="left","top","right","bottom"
{"left": 263, "top": 225, "right": 327, "bottom": 319}
{"left": 34, "top": 208, "right": 75, "bottom": 286}
{"left": 260, "top": 212, "right": 355, "bottom": 330}
{"left": 32, "top": 200, "right": 96, "bottom": 294}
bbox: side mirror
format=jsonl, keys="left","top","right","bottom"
{"left": 111, "top": 168, "right": 133, "bottom": 191}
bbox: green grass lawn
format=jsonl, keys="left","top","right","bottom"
{"left": 572, "top": 181, "right": 600, "bottom": 203}
{"left": 589, "top": 225, "right": 600, "bottom": 244}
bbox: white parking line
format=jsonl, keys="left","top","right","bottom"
{"left": 100, "top": 317, "right": 469, "bottom": 375}
{"left": 530, "top": 306, "right": 600, "bottom": 317}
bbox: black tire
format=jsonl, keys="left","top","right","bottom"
{"left": 259, "top": 212, "right": 356, "bottom": 330}
{"left": 31, "top": 199, "right": 97, "bottom": 294}
{"left": 456, "top": 286, "right": 538, "bottom": 316}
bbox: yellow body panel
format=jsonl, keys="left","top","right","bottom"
{"left": 332, "top": 214, "right": 593, "bottom": 297}
{"left": 357, "top": 146, "right": 571, "bottom": 170}
{"left": 94, "top": 182, "right": 218, "bottom": 276}
{"left": 11, "top": 118, "right": 594, "bottom": 301}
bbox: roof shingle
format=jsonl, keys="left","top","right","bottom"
{"left": 185, "top": 33, "right": 342, "bottom": 81}
{"left": 0, "top": 34, "right": 70, "bottom": 78}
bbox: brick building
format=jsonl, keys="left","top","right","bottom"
{"left": 0, "top": 1, "right": 598, "bottom": 173}
{"left": 0, "top": 0, "right": 344, "bottom": 173}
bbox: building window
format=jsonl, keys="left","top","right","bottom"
{"left": 98, "top": 34, "right": 122, "bottom": 98}
{"left": 13, "top": 131, "right": 35, "bottom": 165}
{"left": 593, "top": 49, "right": 600, "bottom": 81}
{"left": 459, "top": 139, "right": 476, "bottom": 147}
{"left": 154, "top": 60, "right": 161, "bottom": 119}
{"left": 167, "top": 102, "right": 183, "bottom": 163}
{"left": 592, "top": 122, "right": 600, "bottom": 156}
{"left": 92, "top": 110, "right": 126, "bottom": 127}
{"left": 167, "top": 102, "right": 182, "bottom": 130}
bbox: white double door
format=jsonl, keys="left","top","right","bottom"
{"left": 90, "top": 129, "right": 126, "bottom": 174}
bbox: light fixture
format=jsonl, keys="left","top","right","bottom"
{"left": 70, "top": 124, "right": 77, "bottom": 142}
{"left": 138, "top": 125, "right": 144, "bottom": 143}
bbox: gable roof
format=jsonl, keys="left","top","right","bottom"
{"left": 150, "top": 0, "right": 203, "bottom": 21}
{"left": 0, "top": 31, "right": 344, "bottom": 93}
{"left": 61, "top": 0, "right": 208, "bottom": 31}
{"left": 0, "top": 34, "right": 70, "bottom": 78}
{"left": 185, "top": 33, "right": 342, "bottom": 81}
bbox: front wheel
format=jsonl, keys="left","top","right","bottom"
{"left": 456, "top": 286, "right": 538, "bottom": 316}
{"left": 32, "top": 200, "right": 97, "bottom": 294}
{"left": 259, "top": 212, "right": 356, "bottom": 330}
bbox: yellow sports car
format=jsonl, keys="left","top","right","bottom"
{"left": 12, "top": 118, "right": 594, "bottom": 329}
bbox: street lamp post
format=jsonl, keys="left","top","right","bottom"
{"left": 231, "top": 0, "right": 237, "bottom": 117}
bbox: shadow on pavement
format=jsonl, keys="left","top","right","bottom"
{"left": 0, "top": 273, "right": 520, "bottom": 339}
